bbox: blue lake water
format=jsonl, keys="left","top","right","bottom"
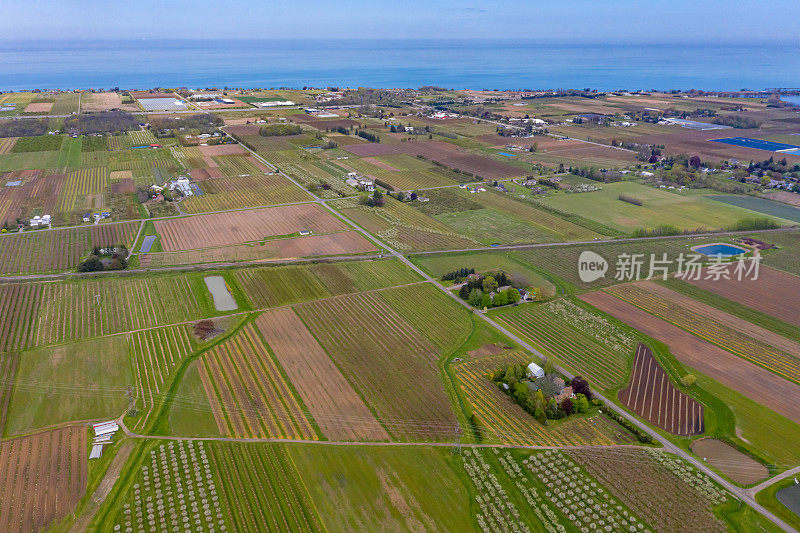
{"left": 693, "top": 244, "right": 748, "bottom": 257}
{"left": 0, "top": 39, "right": 799, "bottom": 91}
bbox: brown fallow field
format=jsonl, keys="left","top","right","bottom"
{"left": 0, "top": 426, "right": 87, "bottom": 533}
{"left": 23, "top": 102, "right": 53, "bottom": 113}
{"left": 153, "top": 203, "right": 348, "bottom": 251}
{"left": 580, "top": 290, "right": 800, "bottom": 425}
{"left": 255, "top": 309, "right": 389, "bottom": 441}
{"left": 0, "top": 171, "right": 63, "bottom": 225}
{"left": 80, "top": 92, "right": 139, "bottom": 112}
{"left": 640, "top": 128, "right": 800, "bottom": 164}
{"left": 687, "top": 265, "right": 800, "bottom": 328}
{"left": 690, "top": 438, "right": 768, "bottom": 484}
{"left": 619, "top": 343, "right": 704, "bottom": 436}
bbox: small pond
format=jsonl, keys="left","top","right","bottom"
{"left": 692, "top": 243, "right": 747, "bottom": 257}
{"left": 204, "top": 276, "right": 238, "bottom": 311}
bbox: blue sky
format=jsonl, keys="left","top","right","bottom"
{"left": 1, "top": 0, "right": 799, "bottom": 41}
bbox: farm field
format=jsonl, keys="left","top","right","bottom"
{"left": 233, "top": 258, "right": 421, "bottom": 308}
{"left": 127, "top": 325, "right": 198, "bottom": 432}
{"left": 0, "top": 426, "right": 87, "bottom": 533}
{"left": 153, "top": 204, "right": 347, "bottom": 251}
{"left": 288, "top": 444, "right": 476, "bottom": 532}
{"left": 515, "top": 234, "right": 739, "bottom": 291}
{"left": 138, "top": 231, "right": 376, "bottom": 267}
{"left": 579, "top": 290, "right": 800, "bottom": 425}
{"left": 606, "top": 281, "right": 800, "bottom": 384}
{"left": 330, "top": 195, "right": 480, "bottom": 251}
{"left": 567, "top": 448, "right": 728, "bottom": 532}
{"left": 707, "top": 195, "right": 800, "bottom": 223}
{"left": 690, "top": 438, "right": 768, "bottom": 484}
{"left": 32, "top": 274, "right": 210, "bottom": 347}
{"left": 619, "top": 343, "right": 704, "bottom": 435}
{"left": 377, "top": 282, "right": 472, "bottom": 353}
{"left": 181, "top": 174, "right": 311, "bottom": 213}
{"left": 255, "top": 310, "right": 388, "bottom": 441}
{"left": 6, "top": 335, "right": 131, "bottom": 434}
{"left": 197, "top": 323, "right": 318, "bottom": 439}
{"left": 0, "top": 283, "right": 42, "bottom": 353}
{"left": 538, "top": 181, "right": 787, "bottom": 233}
{"left": 0, "top": 221, "right": 138, "bottom": 275}
{"left": 495, "top": 299, "right": 634, "bottom": 390}
{"left": 685, "top": 264, "right": 800, "bottom": 327}
{"left": 453, "top": 351, "right": 621, "bottom": 446}
{"left": 294, "top": 291, "right": 457, "bottom": 441}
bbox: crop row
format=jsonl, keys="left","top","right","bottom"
{"left": 294, "top": 291, "right": 457, "bottom": 441}
{"left": 113, "top": 440, "right": 223, "bottom": 532}
{"left": 129, "top": 325, "right": 196, "bottom": 431}
{"left": 198, "top": 324, "right": 317, "bottom": 439}
{"left": 607, "top": 284, "right": 800, "bottom": 384}
{"left": 567, "top": 448, "right": 726, "bottom": 532}
{"left": 0, "top": 221, "right": 138, "bottom": 275}
{"left": 498, "top": 303, "right": 629, "bottom": 390}
{"left": 33, "top": 276, "right": 204, "bottom": 347}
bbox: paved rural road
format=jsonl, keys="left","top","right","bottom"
{"left": 234, "top": 137, "right": 800, "bottom": 532}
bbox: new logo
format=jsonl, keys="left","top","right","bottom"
{"left": 578, "top": 251, "right": 608, "bottom": 283}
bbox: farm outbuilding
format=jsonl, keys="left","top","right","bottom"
{"left": 526, "top": 362, "right": 545, "bottom": 379}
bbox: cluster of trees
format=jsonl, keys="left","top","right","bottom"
{"left": 64, "top": 111, "right": 138, "bottom": 135}
{"left": 569, "top": 167, "right": 625, "bottom": 183}
{"left": 491, "top": 364, "right": 592, "bottom": 423}
{"left": 77, "top": 245, "right": 129, "bottom": 272}
{"left": 355, "top": 129, "right": 380, "bottom": 143}
{"left": 748, "top": 156, "right": 800, "bottom": 176}
{"left": 459, "top": 272, "right": 521, "bottom": 308}
{"left": 259, "top": 124, "right": 303, "bottom": 136}
{"left": 618, "top": 194, "right": 643, "bottom": 206}
{"left": 712, "top": 115, "right": 761, "bottom": 129}
{"left": 151, "top": 113, "right": 221, "bottom": 136}
{"left": 359, "top": 189, "right": 385, "bottom": 207}
{"left": 441, "top": 267, "right": 475, "bottom": 281}
{"left": 0, "top": 118, "right": 48, "bottom": 138}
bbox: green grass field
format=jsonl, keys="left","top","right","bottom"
{"left": 539, "top": 181, "right": 791, "bottom": 233}
{"left": 6, "top": 335, "right": 131, "bottom": 435}
{"left": 707, "top": 195, "right": 800, "bottom": 223}
{"left": 0, "top": 150, "right": 60, "bottom": 171}
{"left": 287, "top": 444, "right": 476, "bottom": 532}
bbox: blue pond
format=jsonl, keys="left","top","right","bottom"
{"left": 693, "top": 244, "right": 747, "bottom": 257}
{"left": 712, "top": 137, "right": 800, "bottom": 153}
{"left": 497, "top": 152, "right": 516, "bottom": 157}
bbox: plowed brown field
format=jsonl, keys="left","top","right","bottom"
{"left": 686, "top": 265, "right": 800, "bottom": 327}
{"left": 0, "top": 426, "right": 87, "bottom": 533}
{"left": 619, "top": 343, "right": 704, "bottom": 436}
{"left": 580, "top": 290, "right": 800, "bottom": 424}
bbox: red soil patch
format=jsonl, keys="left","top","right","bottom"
{"left": 580, "top": 290, "right": 800, "bottom": 424}
{"left": 619, "top": 343, "right": 704, "bottom": 435}
{"left": 198, "top": 144, "right": 248, "bottom": 157}
{"left": 24, "top": 102, "right": 53, "bottom": 113}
